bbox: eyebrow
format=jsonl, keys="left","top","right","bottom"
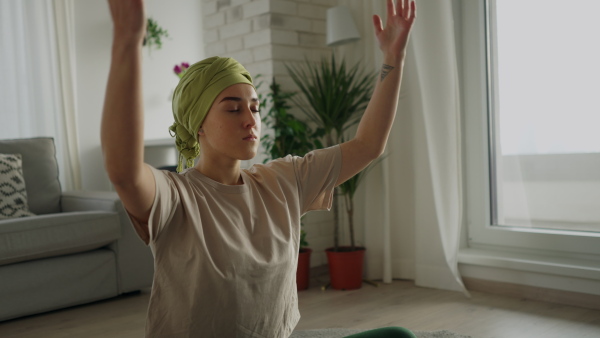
{"left": 219, "top": 97, "right": 259, "bottom": 103}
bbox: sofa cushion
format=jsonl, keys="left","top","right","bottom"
{"left": 0, "top": 138, "right": 61, "bottom": 215}
{"left": 0, "top": 211, "right": 120, "bottom": 266}
{"left": 0, "top": 248, "right": 118, "bottom": 321}
{"left": 0, "top": 154, "right": 35, "bottom": 219}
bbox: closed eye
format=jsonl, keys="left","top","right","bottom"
{"left": 226, "top": 108, "right": 260, "bottom": 113}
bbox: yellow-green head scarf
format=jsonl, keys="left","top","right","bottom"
{"left": 169, "top": 56, "right": 253, "bottom": 172}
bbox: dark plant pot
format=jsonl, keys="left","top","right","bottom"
{"left": 325, "top": 247, "right": 366, "bottom": 290}
{"left": 296, "top": 248, "right": 312, "bottom": 291}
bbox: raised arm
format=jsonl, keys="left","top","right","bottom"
{"left": 336, "top": 0, "right": 416, "bottom": 186}
{"left": 101, "top": 0, "right": 155, "bottom": 243}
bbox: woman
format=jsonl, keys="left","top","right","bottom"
{"left": 101, "top": 0, "right": 416, "bottom": 337}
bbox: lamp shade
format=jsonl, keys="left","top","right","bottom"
{"left": 326, "top": 6, "right": 360, "bottom": 46}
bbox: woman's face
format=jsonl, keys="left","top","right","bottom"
{"left": 198, "top": 83, "right": 261, "bottom": 161}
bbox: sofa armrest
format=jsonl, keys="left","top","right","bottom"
{"left": 61, "top": 191, "right": 122, "bottom": 213}
{"left": 61, "top": 191, "right": 154, "bottom": 293}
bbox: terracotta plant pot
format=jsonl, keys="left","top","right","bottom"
{"left": 325, "top": 247, "right": 366, "bottom": 290}
{"left": 296, "top": 248, "right": 312, "bottom": 291}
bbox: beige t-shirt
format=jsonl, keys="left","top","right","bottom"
{"left": 134, "top": 145, "right": 341, "bottom": 338}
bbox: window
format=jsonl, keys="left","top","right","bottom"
{"left": 488, "top": 0, "right": 600, "bottom": 234}
{"left": 461, "top": 0, "right": 600, "bottom": 261}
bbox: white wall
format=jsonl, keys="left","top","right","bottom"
{"left": 73, "top": 0, "right": 204, "bottom": 191}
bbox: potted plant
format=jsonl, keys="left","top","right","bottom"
{"left": 258, "top": 77, "right": 322, "bottom": 290}
{"left": 286, "top": 54, "right": 375, "bottom": 290}
{"left": 143, "top": 17, "right": 169, "bottom": 52}
{"left": 329, "top": 157, "right": 384, "bottom": 289}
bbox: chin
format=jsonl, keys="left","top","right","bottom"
{"left": 239, "top": 151, "right": 258, "bottom": 161}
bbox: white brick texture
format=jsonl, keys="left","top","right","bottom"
{"left": 271, "top": 45, "right": 307, "bottom": 62}
{"left": 204, "top": 12, "right": 225, "bottom": 29}
{"left": 243, "top": 0, "right": 269, "bottom": 19}
{"left": 298, "top": 32, "right": 325, "bottom": 47}
{"left": 225, "top": 6, "right": 243, "bottom": 24}
{"left": 252, "top": 46, "right": 273, "bottom": 62}
{"left": 203, "top": 1, "right": 217, "bottom": 16}
{"left": 271, "top": 29, "right": 299, "bottom": 45}
{"left": 243, "top": 30, "right": 271, "bottom": 49}
{"left": 225, "top": 50, "right": 254, "bottom": 65}
{"left": 298, "top": 3, "right": 327, "bottom": 20}
{"left": 311, "top": 19, "right": 326, "bottom": 34}
{"left": 206, "top": 40, "right": 226, "bottom": 56}
{"left": 204, "top": 28, "right": 219, "bottom": 43}
{"left": 216, "top": 0, "right": 231, "bottom": 11}
{"left": 218, "top": 20, "right": 252, "bottom": 40}
{"left": 310, "top": 0, "right": 337, "bottom": 6}
{"left": 246, "top": 60, "right": 274, "bottom": 78}
{"left": 251, "top": 13, "right": 271, "bottom": 31}
{"left": 270, "top": 14, "right": 311, "bottom": 32}
{"left": 225, "top": 36, "right": 244, "bottom": 52}
{"left": 271, "top": 0, "right": 298, "bottom": 15}
{"left": 231, "top": 0, "right": 252, "bottom": 7}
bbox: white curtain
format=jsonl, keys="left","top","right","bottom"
{"left": 0, "top": 0, "right": 81, "bottom": 190}
{"left": 340, "top": 0, "right": 468, "bottom": 294}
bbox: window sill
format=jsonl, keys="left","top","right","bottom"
{"left": 458, "top": 247, "right": 600, "bottom": 296}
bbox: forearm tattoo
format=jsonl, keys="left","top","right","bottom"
{"left": 380, "top": 64, "right": 395, "bottom": 82}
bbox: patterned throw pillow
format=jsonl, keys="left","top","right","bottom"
{"left": 0, "top": 153, "right": 36, "bottom": 219}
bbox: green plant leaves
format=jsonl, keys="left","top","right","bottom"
{"left": 144, "top": 17, "right": 169, "bottom": 52}
{"left": 258, "top": 77, "right": 321, "bottom": 163}
{"left": 285, "top": 54, "right": 375, "bottom": 147}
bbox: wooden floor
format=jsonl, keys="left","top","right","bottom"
{"left": 1, "top": 277, "right": 599, "bottom": 338}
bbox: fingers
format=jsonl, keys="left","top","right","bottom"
{"left": 411, "top": 0, "right": 417, "bottom": 20}
{"left": 393, "top": 0, "right": 416, "bottom": 21}
{"left": 387, "top": 0, "right": 396, "bottom": 18}
{"left": 397, "top": 0, "right": 416, "bottom": 21}
{"left": 372, "top": 15, "right": 384, "bottom": 34}
{"left": 401, "top": 0, "right": 409, "bottom": 20}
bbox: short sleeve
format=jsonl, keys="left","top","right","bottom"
{"left": 292, "top": 145, "right": 342, "bottom": 214}
{"left": 127, "top": 165, "right": 181, "bottom": 245}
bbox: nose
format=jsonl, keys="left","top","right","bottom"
{"left": 242, "top": 106, "right": 257, "bottom": 129}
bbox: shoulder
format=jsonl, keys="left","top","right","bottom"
{"left": 243, "top": 155, "right": 295, "bottom": 184}
{"left": 253, "top": 145, "right": 341, "bottom": 170}
{"left": 290, "top": 145, "right": 343, "bottom": 174}
{"left": 243, "top": 146, "right": 342, "bottom": 185}
{"left": 295, "top": 145, "right": 342, "bottom": 162}
{"left": 147, "top": 166, "right": 205, "bottom": 197}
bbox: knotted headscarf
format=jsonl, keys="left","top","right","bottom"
{"left": 170, "top": 56, "right": 253, "bottom": 172}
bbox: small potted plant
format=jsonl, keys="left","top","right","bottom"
{"left": 259, "top": 77, "right": 322, "bottom": 290}
{"left": 286, "top": 54, "right": 375, "bottom": 290}
{"left": 173, "top": 62, "right": 190, "bottom": 78}
{"left": 143, "top": 17, "right": 169, "bottom": 52}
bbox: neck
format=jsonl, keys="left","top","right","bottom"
{"left": 194, "top": 154, "right": 243, "bottom": 186}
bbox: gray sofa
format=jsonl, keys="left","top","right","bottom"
{"left": 0, "top": 137, "right": 153, "bottom": 321}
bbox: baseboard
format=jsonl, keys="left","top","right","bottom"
{"left": 309, "top": 266, "right": 600, "bottom": 310}
{"left": 463, "top": 277, "right": 600, "bottom": 311}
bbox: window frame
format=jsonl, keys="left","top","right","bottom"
{"left": 460, "top": 0, "right": 600, "bottom": 262}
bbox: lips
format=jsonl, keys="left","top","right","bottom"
{"left": 243, "top": 134, "right": 257, "bottom": 141}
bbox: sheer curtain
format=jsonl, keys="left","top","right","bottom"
{"left": 340, "top": 0, "right": 468, "bottom": 294}
{"left": 0, "top": 0, "right": 81, "bottom": 190}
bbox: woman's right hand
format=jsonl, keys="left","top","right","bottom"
{"left": 107, "top": 0, "right": 146, "bottom": 46}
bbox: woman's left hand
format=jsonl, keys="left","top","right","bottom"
{"left": 373, "top": 0, "right": 417, "bottom": 61}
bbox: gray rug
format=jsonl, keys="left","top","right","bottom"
{"left": 290, "top": 328, "right": 471, "bottom": 338}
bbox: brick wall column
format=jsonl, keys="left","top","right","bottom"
{"left": 202, "top": 0, "right": 339, "bottom": 267}
{"left": 202, "top": 0, "right": 336, "bottom": 91}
